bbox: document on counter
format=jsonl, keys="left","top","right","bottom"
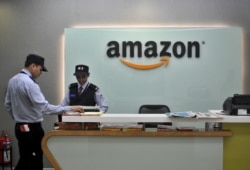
{"left": 63, "top": 105, "right": 102, "bottom": 116}
{"left": 208, "top": 110, "right": 224, "bottom": 114}
{"left": 63, "top": 112, "right": 104, "bottom": 116}
{"left": 167, "top": 111, "right": 196, "bottom": 118}
{"left": 196, "top": 112, "right": 224, "bottom": 119}
{"left": 167, "top": 111, "right": 224, "bottom": 119}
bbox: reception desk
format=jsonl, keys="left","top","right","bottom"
{"left": 41, "top": 113, "right": 239, "bottom": 170}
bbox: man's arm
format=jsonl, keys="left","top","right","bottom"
{"left": 95, "top": 89, "right": 108, "bottom": 112}
{"left": 4, "top": 89, "right": 14, "bottom": 119}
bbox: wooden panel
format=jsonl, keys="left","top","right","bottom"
{"left": 42, "top": 130, "right": 232, "bottom": 170}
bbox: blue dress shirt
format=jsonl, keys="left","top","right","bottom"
{"left": 4, "top": 69, "right": 71, "bottom": 123}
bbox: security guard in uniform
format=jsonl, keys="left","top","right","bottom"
{"left": 59, "top": 64, "right": 108, "bottom": 129}
{"left": 68, "top": 80, "right": 99, "bottom": 107}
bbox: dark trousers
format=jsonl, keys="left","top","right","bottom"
{"left": 14, "top": 122, "right": 44, "bottom": 170}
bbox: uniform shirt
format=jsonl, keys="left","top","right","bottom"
{"left": 61, "top": 81, "right": 108, "bottom": 113}
{"left": 4, "top": 69, "right": 72, "bottom": 123}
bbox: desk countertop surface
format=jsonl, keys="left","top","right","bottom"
{"left": 62, "top": 113, "right": 250, "bottom": 123}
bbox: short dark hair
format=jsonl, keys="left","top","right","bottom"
{"left": 24, "top": 54, "right": 48, "bottom": 72}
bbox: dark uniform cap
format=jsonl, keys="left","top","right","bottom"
{"left": 26, "top": 54, "right": 48, "bottom": 72}
{"left": 74, "top": 65, "right": 89, "bottom": 76}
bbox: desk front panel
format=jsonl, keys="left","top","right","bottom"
{"left": 46, "top": 135, "right": 223, "bottom": 170}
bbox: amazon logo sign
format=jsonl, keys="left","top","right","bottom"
{"left": 106, "top": 40, "right": 202, "bottom": 70}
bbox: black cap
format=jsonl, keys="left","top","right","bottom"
{"left": 73, "top": 65, "right": 89, "bottom": 76}
{"left": 26, "top": 54, "right": 48, "bottom": 72}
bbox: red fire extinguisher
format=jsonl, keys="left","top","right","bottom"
{"left": 0, "top": 130, "right": 11, "bottom": 164}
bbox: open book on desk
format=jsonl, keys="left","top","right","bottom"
{"left": 80, "top": 106, "right": 100, "bottom": 112}
{"left": 63, "top": 112, "right": 104, "bottom": 116}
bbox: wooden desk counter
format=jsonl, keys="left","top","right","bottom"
{"left": 42, "top": 129, "right": 232, "bottom": 138}
{"left": 42, "top": 130, "right": 232, "bottom": 170}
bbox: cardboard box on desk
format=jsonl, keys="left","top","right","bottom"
{"left": 58, "top": 122, "right": 100, "bottom": 130}
{"left": 58, "top": 122, "right": 83, "bottom": 130}
{"left": 83, "top": 123, "right": 100, "bottom": 130}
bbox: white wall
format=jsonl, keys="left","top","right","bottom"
{"left": 0, "top": 0, "right": 250, "bottom": 168}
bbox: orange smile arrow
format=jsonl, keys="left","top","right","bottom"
{"left": 120, "top": 57, "right": 170, "bottom": 70}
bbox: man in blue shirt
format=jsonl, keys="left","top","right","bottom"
{"left": 4, "top": 54, "right": 83, "bottom": 170}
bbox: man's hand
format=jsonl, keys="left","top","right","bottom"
{"left": 71, "top": 106, "right": 84, "bottom": 113}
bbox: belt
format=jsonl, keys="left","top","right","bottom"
{"left": 16, "top": 122, "right": 41, "bottom": 127}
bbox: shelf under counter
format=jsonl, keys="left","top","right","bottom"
{"left": 43, "top": 129, "right": 232, "bottom": 137}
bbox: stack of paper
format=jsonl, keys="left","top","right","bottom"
{"left": 81, "top": 106, "right": 100, "bottom": 112}
{"left": 157, "top": 124, "right": 176, "bottom": 131}
{"left": 176, "top": 126, "right": 197, "bottom": 131}
{"left": 80, "top": 112, "right": 103, "bottom": 116}
{"left": 122, "top": 124, "right": 143, "bottom": 131}
{"left": 100, "top": 124, "right": 123, "bottom": 131}
{"left": 167, "top": 111, "right": 196, "bottom": 118}
{"left": 167, "top": 111, "right": 224, "bottom": 119}
{"left": 64, "top": 111, "right": 103, "bottom": 116}
{"left": 196, "top": 112, "right": 224, "bottom": 119}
